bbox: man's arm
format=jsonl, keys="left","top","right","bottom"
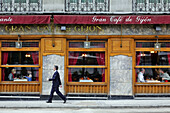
{"left": 138, "top": 73, "right": 145, "bottom": 82}
{"left": 58, "top": 72, "right": 62, "bottom": 85}
{"left": 49, "top": 72, "right": 56, "bottom": 81}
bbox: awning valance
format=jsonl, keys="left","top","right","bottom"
{"left": 54, "top": 15, "right": 170, "bottom": 24}
{"left": 0, "top": 15, "right": 51, "bottom": 24}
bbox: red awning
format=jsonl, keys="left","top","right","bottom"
{"left": 54, "top": 15, "right": 170, "bottom": 24}
{"left": 0, "top": 15, "right": 51, "bottom": 24}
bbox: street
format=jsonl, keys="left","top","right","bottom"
{"left": 1, "top": 108, "right": 170, "bottom": 113}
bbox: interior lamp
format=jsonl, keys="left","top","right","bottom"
{"left": 16, "top": 34, "right": 22, "bottom": 48}
{"left": 154, "top": 36, "right": 161, "bottom": 51}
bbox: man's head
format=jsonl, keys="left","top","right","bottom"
{"left": 54, "top": 65, "right": 58, "bottom": 71}
{"left": 159, "top": 69, "right": 166, "bottom": 74}
{"left": 139, "top": 68, "right": 145, "bottom": 73}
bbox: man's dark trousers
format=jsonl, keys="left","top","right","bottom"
{"left": 48, "top": 86, "right": 65, "bottom": 102}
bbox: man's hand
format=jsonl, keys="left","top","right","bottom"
{"left": 60, "top": 85, "right": 62, "bottom": 88}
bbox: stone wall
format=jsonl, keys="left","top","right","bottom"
{"left": 42, "top": 55, "right": 65, "bottom": 95}
{"left": 110, "top": 55, "right": 133, "bottom": 96}
{"left": 110, "top": 0, "right": 132, "bottom": 12}
{"left": 43, "top": 0, "right": 64, "bottom": 12}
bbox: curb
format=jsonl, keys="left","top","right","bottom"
{"left": 1, "top": 105, "right": 170, "bottom": 109}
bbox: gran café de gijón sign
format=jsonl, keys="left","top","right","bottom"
{"left": 0, "top": 15, "right": 170, "bottom": 97}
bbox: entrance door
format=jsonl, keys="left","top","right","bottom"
{"left": 66, "top": 40, "right": 108, "bottom": 94}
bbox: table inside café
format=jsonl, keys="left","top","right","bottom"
{"left": 79, "top": 80, "right": 93, "bottom": 82}
{"left": 146, "top": 80, "right": 160, "bottom": 83}
{"left": 14, "top": 79, "right": 28, "bottom": 81}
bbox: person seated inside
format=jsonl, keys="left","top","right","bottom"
{"left": 8, "top": 69, "right": 16, "bottom": 81}
{"left": 137, "top": 68, "right": 145, "bottom": 82}
{"left": 25, "top": 70, "right": 32, "bottom": 81}
{"left": 159, "top": 69, "right": 170, "bottom": 82}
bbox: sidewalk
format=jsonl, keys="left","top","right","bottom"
{"left": 1, "top": 98, "right": 170, "bottom": 108}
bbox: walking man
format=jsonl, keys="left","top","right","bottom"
{"left": 46, "top": 65, "right": 66, "bottom": 103}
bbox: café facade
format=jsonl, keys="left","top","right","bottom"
{"left": 0, "top": 15, "right": 170, "bottom": 98}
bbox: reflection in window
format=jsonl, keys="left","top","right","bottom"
{"left": 69, "top": 42, "right": 105, "bottom": 48}
{"left": 97, "top": 0, "right": 104, "bottom": 3}
{"left": 81, "top": 0, "right": 93, "bottom": 3}
{"left": 2, "top": 67, "right": 39, "bottom": 81}
{"left": 68, "top": 68, "right": 105, "bottom": 82}
{"left": 15, "top": 0, "right": 26, "bottom": 3}
{"left": 70, "top": 0, "right": 77, "bottom": 3}
{"left": 2, "top": 51, "right": 39, "bottom": 65}
{"left": 69, "top": 52, "right": 105, "bottom": 65}
{"left": 149, "top": 0, "right": 160, "bottom": 3}
{"left": 136, "top": 42, "right": 170, "bottom": 48}
{"left": 136, "top": 68, "right": 170, "bottom": 82}
{"left": 136, "top": 0, "right": 145, "bottom": 3}
{"left": 136, "top": 51, "right": 170, "bottom": 66}
{"left": 2, "top": 42, "right": 39, "bottom": 47}
{"left": 29, "top": 0, "right": 38, "bottom": 3}
{"left": 3, "top": 0, "right": 12, "bottom": 3}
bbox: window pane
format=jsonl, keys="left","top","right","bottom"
{"left": 96, "top": 0, "right": 104, "bottom": 3}
{"left": 149, "top": 0, "right": 160, "bottom": 3}
{"left": 136, "top": 42, "right": 170, "bottom": 48}
{"left": 90, "top": 42, "right": 105, "bottom": 48}
{"left": 164, "top": 0, "right": 170, "bottom": 3}
{"left": 69, "top": 42, "right": 105, "bottom": 48}
{"left": 2, "top": 51, "right": 39, "bottom": 65}
{"left": 2, "top": 42, "right": 15, "bottom": 47}
{"left": 29, "top": 0, "right": 38, "bottom": 3}
{"left": 2, "top": 42, "right": 39, "bottom": 47}
{"left": 136, "top": 68, "right": 170, "bottom": 83}
{"left": 70, "top": 0, "right": 77, "bottom": 3}
{"left": 68, "top": 68, "right": 105, "bottom": 82}
{"left": 69, "top": 52, "right": 105, "bottom": 65}
{"left": 136, "top": 51, "right": 170, "bottom": 66}
{"left": 69, "top": 42, "right": 84, "bottom": 48}
{"left": 22, "top": 42, "right": 39, "bottom": 47}
{"left": 3, "top": 0, "right": 12, "bottom": 3}
{"left": 2, "top": 67, "right": 39, "bottom": 81}
{"left": 81, "top": 0, "right": 93, "bottom": 3}
{"left": 137, "top": 0, "right": 145, "bottom": 3}
{"left": 14, "top": 0, "right": 26, "bottom": 3}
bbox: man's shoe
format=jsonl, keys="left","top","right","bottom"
{"left": 46, "top": 100, "right": 52, "bottom": 103}
{"left": 63, "top": 99, "right": 66, "bottom": 104}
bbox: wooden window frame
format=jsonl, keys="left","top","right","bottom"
{"left": 67, "top": 40, "right": 108, "bottom": 85}
{"left": 135, "top": 40, "right": 170, "bottom": 84}
{"left": 0, "top": 40, "right": 40, "bottom": 83}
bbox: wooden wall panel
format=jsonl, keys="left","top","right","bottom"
{"left": 44, "top": 39, "right": 62, "bottom": 51}
{"left": 67, "top": 85, "right": 107, "bottom": 94}
{"left": 135, "top": 85, "right": 170, "bottom": 94}
{"left": 109, "top": 38, "right": 134, "bottom": 56}
{"left": 42, "top": 38, "right": 66, "bottom": 56}
{"left": 0, "top": 83, "right": 40, "bottom": 92}
{"left": 112, "top": 40, "right": 130, "bottom": 52}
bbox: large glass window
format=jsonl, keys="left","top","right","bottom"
{"left": 136, "top": 51, "right": 170, "bottom": 66}
{"left": 136, "top": 68, "right": 170, "bottom": 83}
{"left": 136, "top": 41, "right": 170, "bottom": 83}
{"left": 68, "top": 41, "right": 106, "bottom": 83}
{"left": 2, "top": 67, "right": 39, "bottom": 81}
{"left": 68, "top": 68, "right": 105, "bottom": 82}
{"left": 69, "top": 52, "right": 105, "bottom": 66}
{"left": 1, "top": 41, "right": 39, "bottom": 82}
{"left": 2, "top": 51, "right": 39, "bottom": 65}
